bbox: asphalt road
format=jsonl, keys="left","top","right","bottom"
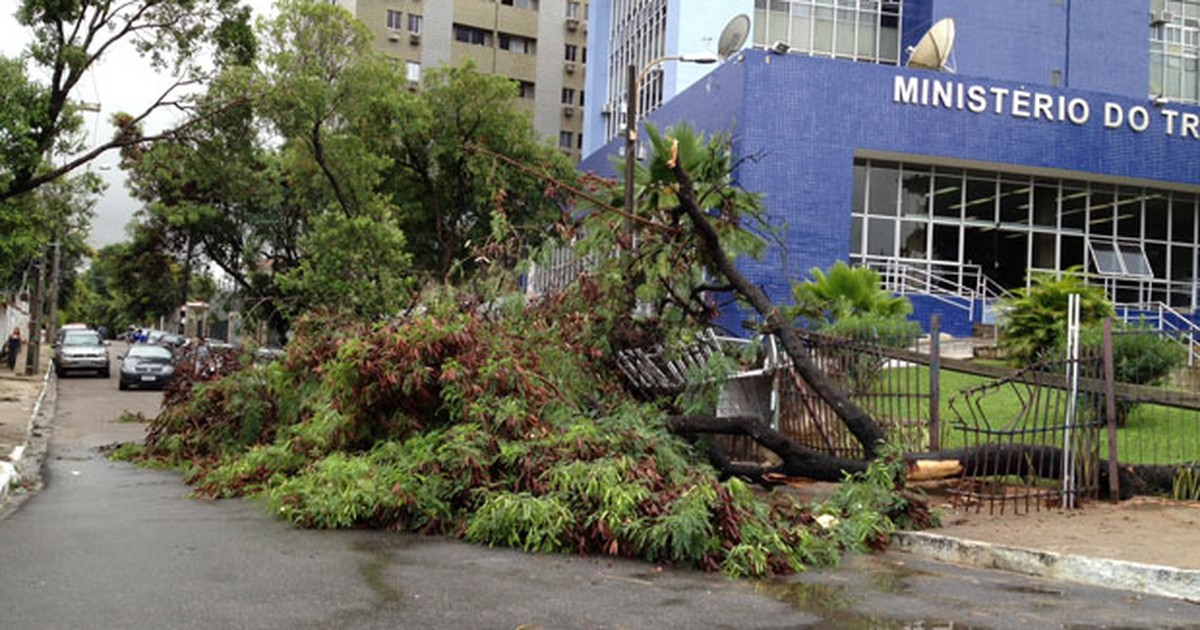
{"left": 0, "top": 348, "right": 1196, "bottom": 629}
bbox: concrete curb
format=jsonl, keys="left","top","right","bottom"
{"left": 0, "top": 367, "right": 53, "bottom": 503}
{"left": 893, "top": 531, "right": 1200, "bottom": 602}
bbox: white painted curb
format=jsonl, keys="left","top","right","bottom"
{"left": 893, "top": 531, "right": 1200, "bottom": 602}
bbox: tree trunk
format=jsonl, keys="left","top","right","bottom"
{"left": 670, "top": 414, "right": 1193, "bottom": 499}
{"left": 666, "top": 159, "right": 887, "bottom": 458}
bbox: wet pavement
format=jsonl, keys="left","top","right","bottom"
{"left": 1, "top": 351, "right": 1199, "bottom": 628}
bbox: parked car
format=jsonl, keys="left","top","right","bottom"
{"left": 118, "top": 344, "right": 176, "bottom": 390}
{"left": 54, "top": 329, "right": 110, "bottom": 378}
{"left": 54, "top": 323, "right": 91, "bottom": 347}
{"left": 142, "top": 329, "right": 187, "bottom": 348}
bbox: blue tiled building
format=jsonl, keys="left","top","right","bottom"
{"left": 582, "top": 1, "right": 1200, "bottom": 337}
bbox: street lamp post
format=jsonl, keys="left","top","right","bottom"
{"left": 623, "top": 53, "right": 719, "bottom": 234}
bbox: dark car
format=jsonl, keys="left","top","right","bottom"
{"left": 53, "top": 329, "right": 110, "bottom": 378}
{"left": 118, "top": 344, "right": 176, "bottom": 390}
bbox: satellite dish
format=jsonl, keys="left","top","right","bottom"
{"left": 907, "top": 17, "right": 956, "bottom": 71}
{"left": 717, "top": 14, "right": 751, "bottom": 59}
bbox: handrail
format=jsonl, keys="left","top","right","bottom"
{"left": 854, "top": 255, "right": 1014, "bottom": 318}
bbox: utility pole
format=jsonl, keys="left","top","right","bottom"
{"left": 25, "top": 252, "right": 45, "bottom": 375}
{"left": 47, "top": 240, "right": 61, "bottom": 335}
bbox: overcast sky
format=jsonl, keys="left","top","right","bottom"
{"left": 1, "top": 1, "right": 276, "bottom": 249}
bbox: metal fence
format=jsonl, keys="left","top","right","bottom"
{"left": 770, "top": 318, "right": 1200, "bottom": 512}
{"left": 613, "top": 309, "right": 1200, "bottom": 511}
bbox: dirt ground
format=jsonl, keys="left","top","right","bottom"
{"left": 927, "top": 493, "right": 1200, "bottom": 571}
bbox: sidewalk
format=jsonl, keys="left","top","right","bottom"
{"left": 0, "top": 343, "right": 53, "bottom": 507}
{"left": 895, "top": 499, "right": 1200, "bottom": 602}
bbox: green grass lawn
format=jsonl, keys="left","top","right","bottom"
{"left": 861, "top": 365, "right": 1200, "bottom": 464}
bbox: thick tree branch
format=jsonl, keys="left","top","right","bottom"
{"left": 666, "top": 155, "right": 887, "bottom": 458}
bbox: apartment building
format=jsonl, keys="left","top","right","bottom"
{"left": 338, "top": 0, "right": 590, "bottom": 161}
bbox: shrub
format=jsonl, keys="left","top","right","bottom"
{"left": 997, "top": 268, "right": 1114, "bottom": 365}
{"left": 1070, "top": 326, "right": 1186, "bottom": 426}
{"left": 788, "top": 261, "right": 912, "bottom": 327}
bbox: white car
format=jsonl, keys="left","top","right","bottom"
{"left": 54, "top": 329, "right": 110, "bottom": 378}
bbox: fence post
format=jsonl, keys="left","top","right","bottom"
{"left": 929, "top": 314, "right": 941, "bottom": 451}
{"left": 1103, "top": 318, "right": 1121, "bottom": 502}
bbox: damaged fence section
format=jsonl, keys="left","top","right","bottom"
{"left": 618, "top": 315, "right": 1200, "bottom": 514}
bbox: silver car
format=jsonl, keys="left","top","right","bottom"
{"left": 54, "top": 329, "right": 111, "bottom": 378}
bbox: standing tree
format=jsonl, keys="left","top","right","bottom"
{"left": 121, "top": 0, "right": 577, "bottom": 332}
{"left": 1, "top": 0, "right": 255, "bottom": 201}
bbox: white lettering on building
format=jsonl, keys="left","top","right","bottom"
{"left": 891, "top": 75, "right": 1194, "bottom": 138}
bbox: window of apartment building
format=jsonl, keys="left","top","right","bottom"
{"left": 565, "top": 44, "right": 578, "bottom": 62}
{"left": 518, "top": 81, "right": 535, "bottom": 99}
{"left": 454, "top": 25, "right": 490, "bottom": 46}
{"left": 406, "top": 60, "right": 421, "bottom": 84}
{"left": 752, "top": 0, "right": 902, "bottom": 65}
{"left": 579, "top": 90, "right": 584, "bottom": 106}
{"left": 499, "top": 33, "right": 536, "bottom": 54}
{"left": 558, "top": 130, "right": 574, "bottom": 148}
{"left": 408, "top": 13, "right": 423, "bottom": 34}
{"left": 566, "top": 1, "right": 582, "bottom": 18}
{"left": 501, "top": 0, "right": 539, "bottom": 9}
{"left": 386, "top": 9, "right": 403, "bottom": 31}
{"left": 561, "top": 87, "right": 575, "bottom": 105}
{"left": 1150, "top": 0, "right": 1200, "bottom": 104}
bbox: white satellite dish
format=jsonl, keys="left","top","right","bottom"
{"left": 907, "top": 17, "right": 956, "bottom": 71}
{"left": 717, "top": 14, "right": 751, "bottom": 59}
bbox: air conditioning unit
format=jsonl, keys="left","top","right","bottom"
{"left": 564, "top": 61, "right": 576, "bottom": 74}
{"left": 387, "top": 31, "right": 401, "bottom": 42}
{"left": 409, "top": 32, "right": 421, "bottom": 44}
{"left": 1152, "top": 9, "right": 1175, "bottom": 25}
{"left": 601, "top": 103, "right": 613, "bottom": 114}
{"left": 566, "top": 17, "right": 580, "bottom": 31}
{"left": 563, "top": 105, "right": 575, "bottom": 117}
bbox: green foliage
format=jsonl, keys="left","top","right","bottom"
{"left": 1171, "top": 467, "right": 1200, "bottom": 501}
{"left": 788, "top": 261, "right": 912, "bottom": 328}
{"left": 134, "top": 286, "right": 920, "bottom": 577}
{"left": 3, "top": 0, "right": 252, "bottom": 207}
{"left": 1076, "top": 327, "right": 1185, "bottom": 387}
{"left": 997, "top": 268, "right": 1115, "bottom": 364}
{"left": 821, "top": 313, "right": 921, "bottom": 348}
{"left": 630, "top": 483, "right": 721, "bottom": 564}
{"left": 466, "top": 493, "right": 576, "bottom": 553}
{"left": 573, "top": 123, "right": 770, "bottom": 331}
{"left": 108, "top": 443, "right": 147, "bottom": 462}
{"left": 818, "top": 445, "right": 936, "bottom": 552}
{"left": 117, "top": 2, "right": 574, "bottom": 335}
{"left": 1071, "top": 326, "right": 1186, "bottom": 426}
{"left": 276, "top": 212, "right": 415, "bottom": 320}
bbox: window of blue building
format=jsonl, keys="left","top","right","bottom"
{"left": 752, "top": 0, "right": 901, "bottom": 64}
{"left": 852, "top": 158, "right": 1200, "bottom": 309}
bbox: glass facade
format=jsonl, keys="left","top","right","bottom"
{"left": 851, "top": 158, "right": 1200, "bottom": 308}
{"left": 752, "top": 0, "right": 901, "bottom": 65}
{"left": 1150, "top": 0, "right": 1200, "bottom": 104}
{"left": 603, "top": 0, "right": 669, "bottom": 143}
